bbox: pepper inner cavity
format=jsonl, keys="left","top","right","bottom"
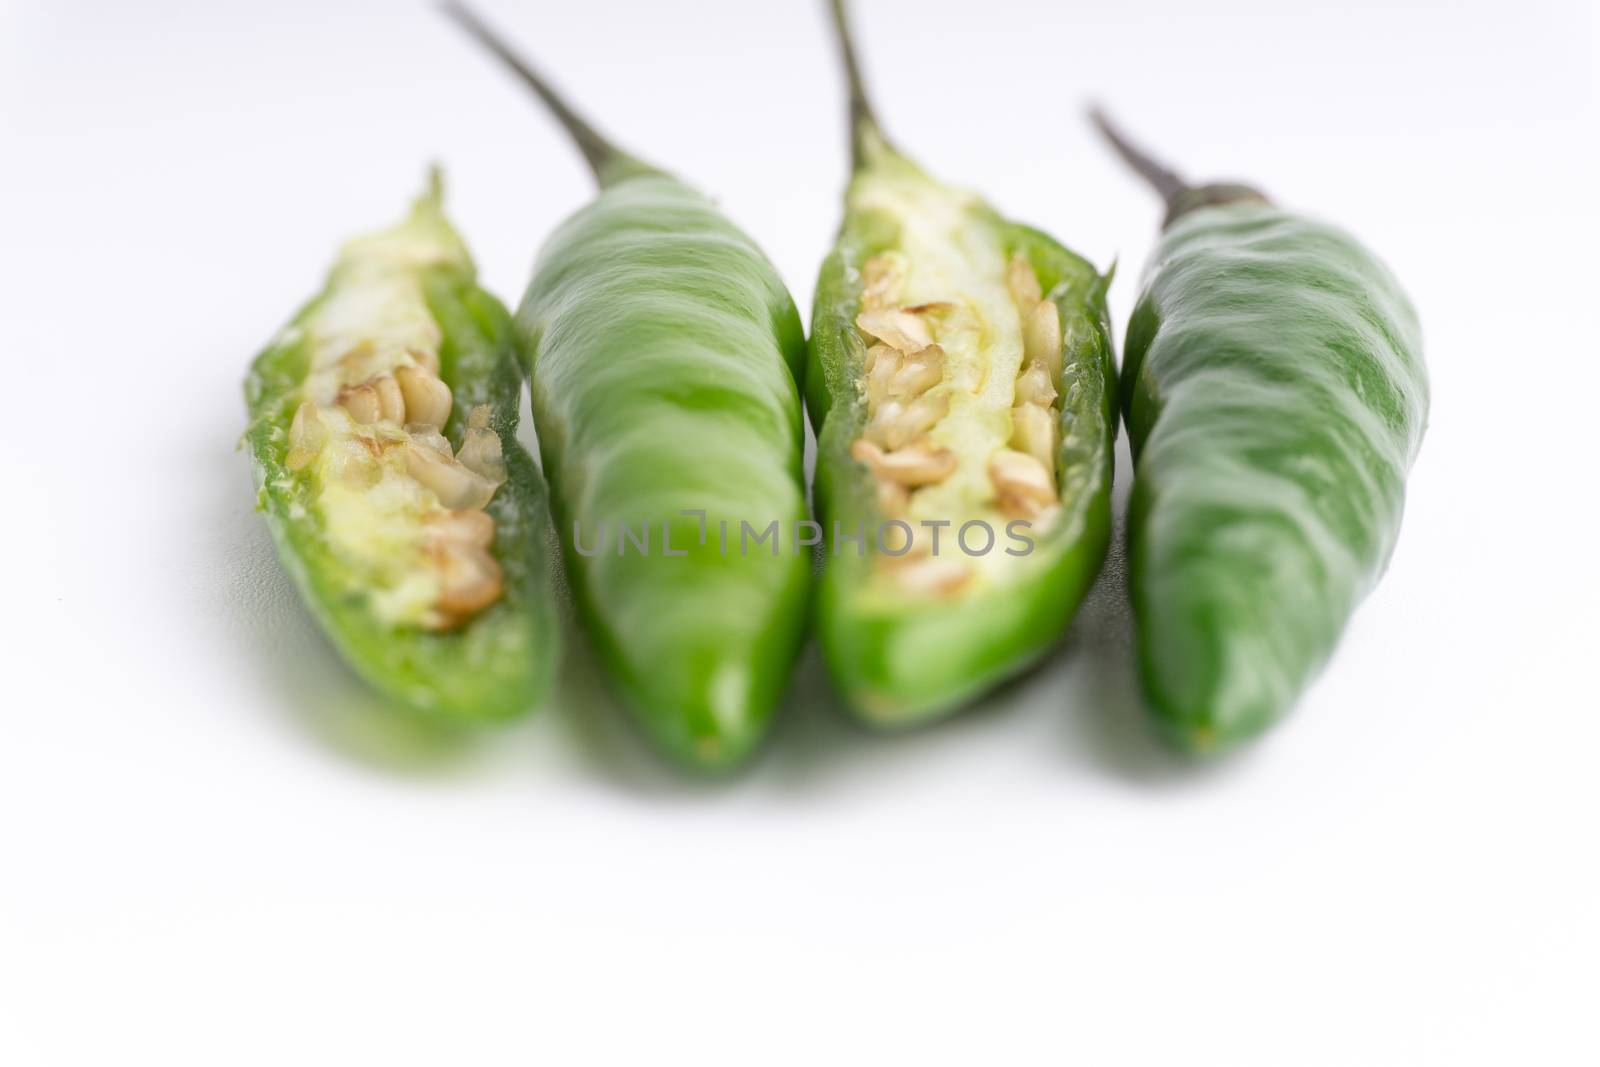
{"left": 848, "top": 177, "right": 1064, "bottom": 596}
{"left": 280, "top": 230, "right": 508, "bottom": 631}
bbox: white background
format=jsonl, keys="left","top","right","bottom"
{"left": 3, "top": 0, "right": 1597, "bottom": 1063}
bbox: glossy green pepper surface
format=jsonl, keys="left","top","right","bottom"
{"left": 244, "top": 177, "right": 560, "bottom": 723}
{"left": 450, "top": 5, "right": 810, "bottom": 770}
{"left": 1101, "top": 116, "right": 1429, "bottom": 751}
{"left": 522, "top": 175, "right": 810, "bottom": 770}
{"left": 809, "top": 1, "right": 1117, "bottom": 726}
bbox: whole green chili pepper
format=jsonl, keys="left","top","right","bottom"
{"left": 1091, "top": 109, "right": 1429, "bottom": 752}
{"left": 244, "top": 172, "right": 560, "bottom": 722}
{"left": 446, "top": 4, "right": 810, "bottom": 771}
{"left": 806, "top": 0, "right": 1118, "bottom": 726}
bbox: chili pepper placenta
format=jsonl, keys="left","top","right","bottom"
{"left": 1091, "top": 109, "right": 1429, "bottom": 752}
{"left": 805, "top": 0, "right": 1119, "bottom": 725}
{"left": 244, "top": 172, "right": 561, "bottom": 722}
{"left": 446, "top": 4, "right": 810, "bottom": 771}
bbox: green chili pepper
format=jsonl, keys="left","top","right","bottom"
{"left": 244, "top": 171, "right": 560, "bottom": 723}
{"left": 805, "top": 0, "right": 1118, "bottom": 726}
{"left": 1090, "top": 109, "right": 1429, "bottom": 752}
{"left": 446, "top": 5, "right": 810, "bottom": 771}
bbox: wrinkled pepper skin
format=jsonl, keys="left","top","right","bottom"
{"left": 1122, "top": 203, "right": 1428, "bottom": 751}
{"left": 444, "top": 2, "right": 813, "bottom": 771}
{"left": 809, "top": 196, "right": 1118, "bottom": 726}
{"left": 518, "top": 174, "right": 811, "bottom": 770}
{"left": 244, "top": 193, "right": 560, "bottom": 723}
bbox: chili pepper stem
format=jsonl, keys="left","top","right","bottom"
{"left": 1089, "top": 105, "right": 1270, "bottom": 227}
{"left": 414, "top": 163, "right": 446, "bottom": 218}
{"left": 1088, "top": 106, "right": 1191, "bottom": 209}
{"left": 441, "top": 0, "right": 654, "bottom": 188}
{"left": 824, "top": 0, "right": 894, "bottom": 171}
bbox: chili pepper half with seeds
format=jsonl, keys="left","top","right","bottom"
{"left": 445, "top": 4, "right": 811, "bottom": 772}
{"left": 805, "top": 0, "right": 1119, "bottom": 726}
{"left": 244, "top": 172, "right": 562, "bottom": 722}
{"left": 1091, "top": 108, "right": 1429, "bottom": 753}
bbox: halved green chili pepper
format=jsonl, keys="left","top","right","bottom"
{"left": 244, "top": 172, "right": 560, "bottom": 722}
{"left": 806, "top": 0, "right": 1118, "bottom": 726}
{"left": 446, "top": 5, "right": 810, "bottom": 771}
{"left": 1091, "top": 110, "right": 1429, "bottom": 752}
